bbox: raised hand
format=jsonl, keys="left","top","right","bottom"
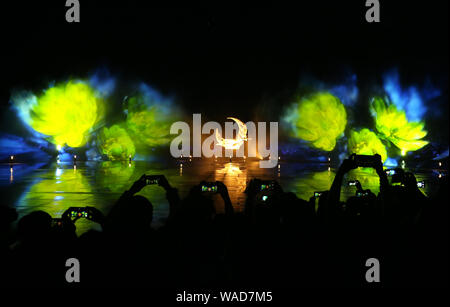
{"left": 372, "top": 154, "right": 385, "bottom": 175}
{"left": 338, "top": 154, "right": 358, "bottom": 175}
{"left": 215, "top": 181, "right": 229, "bottom": 198}
{"left": 215, "top": 181, "right": 233, "bottom": 215}
{"left": 62, "top": 207, "right": 79, "bottom": 223}
{"left": 128, "top": 175, "right": 147, "bottom": 195}
{"left": 157, "top": 175, "right": 171, "bottom": 190}
{"left": 244, "top": 178, "right": 263, "bottom": 197}
{"left": 85, "top": 206, "right": 106, "bottom": 225}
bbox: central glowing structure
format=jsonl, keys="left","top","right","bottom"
{"left": 215, "top": 117, "right": 248, "bottom": 150}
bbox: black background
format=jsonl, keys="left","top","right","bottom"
{"left": 0, "top": 1, "right": 448, "bottom": 126}
{"left": 0, "top": 1, "right": 448, "bottom": 293}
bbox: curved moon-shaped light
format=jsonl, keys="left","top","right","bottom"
{"left": 215, "top": 117, "right": 248, "bottom": 150}
{"left": 227, "top": 117, "right": 248, "bottom": 141}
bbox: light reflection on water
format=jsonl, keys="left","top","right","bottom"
{"left": 2, "top": 160, "right": 439, "bottom": 235}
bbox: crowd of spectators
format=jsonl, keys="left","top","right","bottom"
{"left": 0, "top": 154, "right": 448, "bottom": 287}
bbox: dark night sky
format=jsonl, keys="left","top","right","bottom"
{"left": 1, "top": 1, "right": 448, "bottom": 135}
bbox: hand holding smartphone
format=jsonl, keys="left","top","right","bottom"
{"left": 314, "top": 191, "right": 323, "bottom": 198}
{"left": 347, "top": 180, "right": 359, "bottom": 186}
{"left": 67, "top": 207, "right": 92, "bottom": 220}
{"left": 201, "top": 182, "right": 218, "bottom": 193}
{"left": 145, "top": 175, "right": 160, "bottom": 185}
{"left": 260, "top": 180, "right": 275, "bottom": 191}
{"left": 350, "top": 154, "right": 381, "bottom": 168}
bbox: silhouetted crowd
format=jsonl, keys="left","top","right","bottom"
{"left": 0, "top": 155, "right": 448, "bottom": 287}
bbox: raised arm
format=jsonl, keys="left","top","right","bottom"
{"left": 373, "top": 155, "right": 389, "bottom": 195}
{"left": 328, "top": 156, "right": 357, "bottom": 206}
{"left": 157, "top": 175, "right": 181, "bottom": 221}
{"left": 216, "top": 181, "right": 234, "bottom": 216}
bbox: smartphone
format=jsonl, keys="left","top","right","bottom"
{"left": 314, "top": 191, "right": 323, "bottom": 198}
{"left": 356, "top": 191, "right": 369, "bottom": 197}
{"left": 260, "top": 181, "right": 274, "bottom": 191}
{"left": 51, "top": 218, "right": 64, "bottom": 228}
{"left": 201, "top": 183, "right": 218, "bottom": 193}
{"left": 417, "top": 181, "right": 425, "bottom": 188}
{"left": 347, "top": 180, "right": 358, "bottom": 186}
{"left": 386, "top": 169, "right": 396, "bottom": 176}
{"left": 145, "top": 175, "right": 160, "bottom": 185}
{"left": 351, "top": 154, "right": 380, "bottom": 168}
{"left": 69, "top": 207, "right": 91, "bottom": 219}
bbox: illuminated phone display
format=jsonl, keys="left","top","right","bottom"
{"left": 201, "top": 185, "right": 217, "bottom": 192}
